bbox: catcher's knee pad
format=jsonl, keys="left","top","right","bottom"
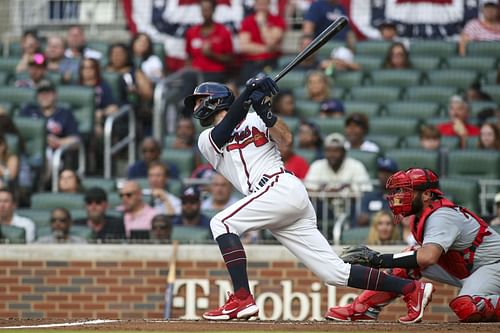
{"left": 449, "top": 295, "right": 496, "bottom": 322}
{"left": 390, "top": 267, "right": 422, "bottom": 280}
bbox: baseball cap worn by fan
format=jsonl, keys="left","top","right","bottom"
{"left": 377, "top": 157, "right": 399, "bottom": 173}
{"left": 324, "top": 133, "right": 346, "bottom": 149}
{"left": 181, "top": 186, "right": 200, "bottom": 202}
{"left": 36, "top": 79, "right": 56, "bottom": 94}
{"left": 84, "top": 187, "right": 108, "bottom": 203}
{"left": 331, "top": 46, "right": 354, "bottom": 64}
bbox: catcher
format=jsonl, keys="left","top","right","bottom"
{"left": 327, "top": 168, "right": 500, "bottom": 322}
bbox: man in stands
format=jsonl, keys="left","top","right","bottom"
{"left": 437, "top": 95, "right": 480, "bottom": 148}
{"left": 0, "top": 189, "right": 35, "bottom": 243}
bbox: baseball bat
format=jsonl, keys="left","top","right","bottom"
{"left": 163, "top": 240, "right": 179, "bottom": 319}
{"left": 273, "top": 16, "right": 349, "bottom": 83}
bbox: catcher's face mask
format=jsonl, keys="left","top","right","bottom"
{"left": 386, "top": 171, "right": 414, "bottom": 221}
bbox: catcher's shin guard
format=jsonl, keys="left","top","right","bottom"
{"left": 325, "top": 290, "right": 398, "bottom": 321}
{"left": 449, "top": 295, "right": 499, "bottom": 322}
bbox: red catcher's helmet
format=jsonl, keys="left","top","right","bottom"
{"left": 386, "top": 168, "right": 443, "bottom": 219}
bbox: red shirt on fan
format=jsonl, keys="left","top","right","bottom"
{"left": 240, "top": 14, "right": 286, "bottom": 62}
{"left": 437, "top": 122, "right": 480, "bottom": 137}
{"left": 185, "top": 23, "right": 233, "bottom": 73}
{"left": 284, "top": 153, "right": 310, "bottom": 180}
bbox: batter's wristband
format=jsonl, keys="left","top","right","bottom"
{"left": 378, "top": 251, "right": 419, "bottom": 269}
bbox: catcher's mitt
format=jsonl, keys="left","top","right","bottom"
{"left": 340, "top": 245, "right": 383, "bottom": 267}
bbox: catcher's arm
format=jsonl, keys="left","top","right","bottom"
{"left": 341, "top": 245, "right": 420, "bottom": 269}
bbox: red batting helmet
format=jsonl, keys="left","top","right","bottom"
{"left": 386, "top": 168, "right": 443, "bottom": 218}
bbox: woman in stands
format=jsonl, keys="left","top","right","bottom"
{"left": 15, "top": 30, "right": 41, "bottom": 73}
{"left": 297, "top": 120, "right": 323, "bottom": 160}
{"left": 383, "top": 42, "right": 411, "bottom": 69}
{"left": 306, "top": 70, "right": 345, "bottom": 117}
{"left": 478, "top": 122, "right": 500, "bottom": 150}
{"left": 366, "top": 210, "right": 402, "bottom": 246}
{"left": 131, "top": 33, "right": 164, "bottom": 84}
{"left": 271, "top": 89, "right": 296, "bottom": 117}
{"left": 0, "top": 134, "right": 19, "bottom": 191}
{"left": 58, "top": 169, "right": 82, "bottom": 193}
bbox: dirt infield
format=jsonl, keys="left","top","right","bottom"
{"left": 1, "top": 319, "right": 499, "bottom": 332}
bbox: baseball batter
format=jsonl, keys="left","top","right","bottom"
{"left": 184, "top": 76, "right": 435, "bottom": 323}
{"left": 328, "top": 168, "right": 500, "bottom": 322}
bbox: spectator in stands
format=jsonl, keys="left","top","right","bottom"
{"left": 238, "top": 0, "right": 286, "bottom": 83}
{"left": 437, "top": 95, "right": 480, "bottom": 148}
{"left": 171, "top": 116, "right": 196, "bottom": 150}
{"left": 478, "top": 122, "right": 500, "bottom": 150}
{"left": 401, "top": 215, "right": 417, "bottom": 246}
{"left": 297, "top": 120, "right": 323, "bottom": 160}
{"left": 201, "top": 173, "right": 238, "bottom": 211}
{"left": 120, "top": 180, "right": 157, "bottom": 238}
{"left": 344, "top": 113, "right": 380, "bottom": 153}
{"left": 419, "top": 124, "right": 442, "bottom": 151}
{"left": 151, "top": 214, "right": 172, "bottom": 242}
{"left": 356, "top": 157, "right": 398, "bottom": 227}
{"left": 65, "top": 25, "right": 102, "bottom": 60}
{"left": 19, "top": 80, "right": 80, "bottom": 176}
{"left": 79, "top": 57, "right": 119, "bottom": 137}
{"left": 383, "top": 42, "right": 411, "bottom": 69}
{"left": 271, "top": 89, "right": 296, "bottom": 117}
{"left": 305, "top": 133, "right": 372, "bottom": 195}
{"left": 16, "top": 30, "right": 41, "bottom": 73}
{"left": 127, "top": 137, "right": 179, "bottom": 179}
{"left": 0, "top": 189, "right": 35, "bottom": 243}
{"left": 0, "top": 134, "right": 19, "bottom": 190}
{"left": 15, "top": 53, "right": 48, "bottom": 89}
{"left": 36, "top": 208, "right": 86, "bottom": 244}
{"left": 74, "top": 187, "right": 126, "bottom": 243}
{"left": 45, "top": 35, "right": 79, "bottom": 83}
{"left": 172, "top": 186, "right": 210, "bottom": 228}
{"left": 366, "top": 210, "right": 401, "bottom": 246}
{"left": 490, "top": 193, "right": 500, "bottom": 226}
{"left": 131, "top": 32, "right": 164, "bottom": 84}
{"left": 465, "top": 82, "right": 493, "bottom": 103}
{"left": 321, "top": 46, "right": 361, "bottom": 75}
{"left": 57, "top": 169, "right": 82, "bottom": 193}
{"left": 459, "top": 0, "right": 500, "bottom": 56}
{"left": 302, "top": 0, "right": 351, "bottom": 44}
{"left": 185, "top": 0, "right": 233, "bottom": 83}
{"left": 377, "top": 19, "right": 398, "bottom": 41}
{"left": 296, "top": 35, "right": 320, "bottom": 71}
{"left": 147, "top": 161, "right": 181, "bottom": 216}
{"left": 278, "top": 138, "right": 309, "bottom": 180}
{"left": 306, "top": 70, "right": 345, "bottom": 117}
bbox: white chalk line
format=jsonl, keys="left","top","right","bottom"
{"left": 0, "top": 319, "right": 120, "bottom": 329}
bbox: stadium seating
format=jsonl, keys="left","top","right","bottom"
{"left": 0, "top": 101, "right": 14, "bottom": 116}
{"left": 409, "top": 56, "right": 442, "bottom": 71}
{"left": 343, "top": 101, "right": 381, "bottom": 117}
{"left": 354, "top": 55, "right": 383, "bottom": 71}
{"left": 469, "top": 101, "right": 498, "bottom": 118}
{"left": 349, "top": 86, "right": 401, "bottom": 104}
{"left": 333, "top": 71, "right": 365, "bottom": 89}
{"left": 426, "top": 69, "right": 478, "bottom": 91}
{"left": 0, "top": 57, "right": 19, "bottom": 77}
{"left": 293, "top": 87, "right": 346, "bottom": 100}
{"left": 405, "top": 86, "right": 458, "bottom": 105}
{"left": 347, "top": 150, "right": 379, "bottom": 178}
{"left": 57, "top": 85, "right": 96, "bottom": 135}
{"left": 411, "top": 40, "right": 457, "bottom": 58}
{"left": 369, "top": 69, "right": 422, "bottom": 88}
{"left": 282, "top": 116, "right": 299, "bottom": 132}
{"left": 366, "top": 134, "right": 401, "bottom": 153}
{"left": 102, "top": 71, "right": 124, "bottom": 103}
{"left": 403, "top": 136, "right": 460, "bottom": 150}
{"left": 440, "top": 177, "right": 480, "bottom": 213}
{"left": 340, "top": 227, "right": 370, "bottom": 245}
{"left": 0, "top": 86, "right": 36, "bottom": 110}
{"left": 446, "top": 56, "right": 497, "bottom": 75}
{"left": 385, "top": 101, "right": 441, "bottom": 119}
{"left": 484, "top": 71, "right": 497, "bottom": 84}
{"left": 36, "top": 224, "right": 93, "bottom": 241}
{"left": 80, "top": 177, "right": 116, "bottom": 192}
{"left": 369, "top": 117, "right": 420, "bottom": 137}
{"left": 161, "top": 148, "right": 195, "bottom": 179}
{"left": 31, "top": 193, "right": 85, "bottom": 210}
{"left": 272, "top": 71, "right": 304, "bottom": 90}
{"left": 482, "top": 85, "right": 500, "bottom": 104}
{"left": 13, "top": 117, "right": 46, "bottom": 169}
{"left": 295, "top": 100, "right": 320, "bottom": 118}
{"left": 386, "top": 149, "right": 440, "bottom": 172}
{"left": 447, "top": 150, "right": 500, "bottom": 179}
{"left": 0, "top": 225, "right": 26, "bottom": 244}
{"left": 466, "top": 41, "right": 500, "bottom": 58}
{"left": 355, "top": 41, "right": 392, "bottom": 57}
{"left": 294, "top": 148, "right": 318, "bottom": 164}
{"left": 317, "top": 41, "right": 345, "bottom": 59}
{"left": 5, "top": 133, "right": 19, "bottom": 154}
{"left": 0, "top": 71, "right": 9, "bottom": 85}
{"left": 171, "top": 226, "right": 211, "bottom": 243}
{"left": 315, "top": 117, "right": 344, "bottom": 136}
{"left": 16, "top": 208, "right": 52, "bottom": 227}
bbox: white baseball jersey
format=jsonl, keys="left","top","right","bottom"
{"left": 197, "top": 112, "right": 351, "bottom": 288}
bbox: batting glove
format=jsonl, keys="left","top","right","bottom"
{"left": 249, "top": 90, "right": 277, "bottom": 127}
{"left": 245, "top": 75, "right": 279, "bottom": 95}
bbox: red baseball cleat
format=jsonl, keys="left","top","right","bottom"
{"left": 399, "top": 281, "right": 435, "bottom": 324}
{"left": 203, "top": 292, "right": 259, "bottom": 320}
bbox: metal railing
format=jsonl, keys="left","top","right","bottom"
{"left": 51, "top": 140, "right": 86, "bottom": 192}
{"left": 479, "top": 179, "right": 500, "bottom": 217}
{"left": 103, "top": 104, "right": 136, "bottom": 179}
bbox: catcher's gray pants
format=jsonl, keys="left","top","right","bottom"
{"left": 210, "top": 172, "right": 351, "bottom": 287}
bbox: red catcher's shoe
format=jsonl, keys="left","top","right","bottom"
{"left": 203, "top": 292, "right": 259, "bottom": 321}
{"left": 399, "top": 281, "right": 435, "bottom": 324}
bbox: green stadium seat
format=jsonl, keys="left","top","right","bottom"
{"left": 405, "top": 86, "right": 458, "bottom": 105}
{"left": 424, "top": 116, "right": 450, "bottom": 127}
{"left": 87, "top": 40, "right": 110, "bottom": 55}
{"left": 369, "top": 117, "right": 420, "bottom": 137}
{"left": 484, "top": 71, "right": 497, "bottom": 84}
{"left": 294, "top": 87, "right": 346, "bottom": 100}
{"left": 482, "top": 85, "right": 500, "bottom": 104}
{"left": 333, "top": 71, "right": 365, "bottom": 89}
{"left": 153, "top": 42, "right": 166, "bottom": 61}
{"left": 0, "top": 57, "right": 19, "bottom": 76}
{"left": 16, "top": 208, "right": 52, "bottom": 227}
{"left": 0, "top": 86, "right": 36, "bottom": 109}
{"left": 386, "top": 149, "right": 440, "bottom": 172}
{"left": 369, "top": 69, "right": 422, "bottom": 88}
{"left": 385, "top": 101, "right": 441, "bottom": 119}
{"left": 278, "top": 55, "right": 296, "bottom": 69}
{"left": 355, "top": 41, "right": 392, "bottom": 57}
{"left": 161, "top": 148, "right": 195, "bottom": 179}
{"left": 13, "top": 117, "right": 46, "bottom": 168}
{"left": 168, "top": 178, "right": 183, "bottom": 197}
{"left": 294, "top": 148, "right": 318, "bottom": 164}
{"left": 5, "top": 133, "right": 19, "bottom": 154}
{"left": 343, "top": 101, "right": 381, "bottom": 117}
{"left": 36, "top": 224, "right": 93, "bottom": 241}
{"left": 347, "top": 150, "right": 379, "bottom": 178}
{"left": 295, "top": 100, "right": 320, "bottom": 118}
{"left": 163, "top": 134, "right": 177, "bottom": 149}
{"left": 467, "top": 41, "right": 500, "bottom": 58}
{"left": 273, "top": 71, "right": 304, "bottom": 90}
{"left": 317, "top": 41, "right": 346, "bottom": 59}
{"left": 426, "top": 69, "right": 478, "bottom": 91}
{"left": 469, "top": 101, "right": 498, "bottom": 118}
{"left": 0, "top": 71, "right": 9, "bottom": 85}
{"left": 13, "top": 72, "right": 62, "bottom": 86}
{"left": 354, "top": 55, "right": 383, "bottom": 71}
{"left": 366, "top": 134, "right": 400, "bottom": 153}
{"left": 349, "top": 86, "right": 401, "bottom": 104}
{"left": 446, "top": 56, "right": 497, "bottom": 75}
{"left": 6, "top": 42, "right": 22, "bottom": 57}
{"left": 57, "top": 86, "right": 95, "bottom": 135}
{"left": 440, "top": 178, "right": 480, "bottom": 213}
{"left": 0, "top": 101, "right": 14, "bottom": 116}
{"left": 281, "top": 116, "right": 299, "bottom": 132}
{"left": 0, "top": 225, "right": 26, "bottom": 244}
{"left": 447, "top": 150, "right": 500, "bottom": 179}
{"left": 81, "top": 177, "right": 116, "bottom": 192}
{"left": 315, "top": 117, "right": 344, "bottom": 136}
{"left": 403, "top": 136, "right": 460, "bottom": 150}
{"left": 340, "top": 227, "right": 370, "bottom": 245}
{"left": 409, "top": 56, "right": 442, "bottom": 71}
{"left": 31, "top": 192, "right": 85, "bottom": 210}
{"left": 102, "top": 71, "right": 124, "bottom": 103}
{"left": 172, "top": 225, "right": 211, "bottom": 243}
{"left": 411, "top": 41, "right": 457, "bottom": 58}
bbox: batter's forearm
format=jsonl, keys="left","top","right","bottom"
{"left": 269, "top": 118, "right": 292, "bottom": 146}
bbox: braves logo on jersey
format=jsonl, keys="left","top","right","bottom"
{"left": 226, "top": 126, "right": 269, "bottom": 151}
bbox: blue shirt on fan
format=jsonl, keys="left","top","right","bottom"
{"left": 304, "top": 0, "right": 349, "bottom": 41}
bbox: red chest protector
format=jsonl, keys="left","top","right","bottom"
{"left": 410, "top": 198, "right": 491, "bottom": 279}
